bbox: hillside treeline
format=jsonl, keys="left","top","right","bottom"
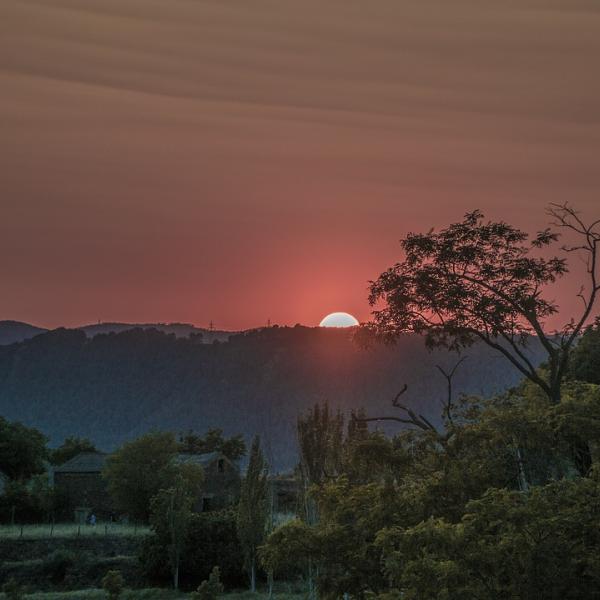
{"left": 0, "top": 326, "right": 542, "bottom": 470}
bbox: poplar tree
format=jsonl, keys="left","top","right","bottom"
{"left": 237, "top": 435, "right": 269, "bottom": 592}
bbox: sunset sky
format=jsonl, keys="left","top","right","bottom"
{"left": 2, "top": 0, "right": 599, "bottom": 330}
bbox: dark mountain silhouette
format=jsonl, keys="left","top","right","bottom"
{"left": 0, "top": 320, "right": 232, "bottom": 346}
{"left": 79, "top": 322, "right": 233, "bottom": 343}
{"left": 0, "top": 326, "right": 545, "bottom": 470}
{"left": 0, "top": 320, "right": 47, "bottom": 345}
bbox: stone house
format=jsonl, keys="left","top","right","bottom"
{"left": 52, "top": 450, "right": 241, "bottom": 521}
{"left": 52, "top": 452, "right": 112, "bottom": 521}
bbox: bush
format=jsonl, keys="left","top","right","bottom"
{"left": 42, "top": 548, "right": 77, "bottom": 583}
{"left": 191, "top": 566, "right": 224, "bottom": 600}
{"left": 139, "top": 509, "right": 244, "bottom": 589}
{"left": 1, "top": 578, "right": 25, "bottom": 600}
{"left": 102, "top": 570, "right": 124, "bottom": 600}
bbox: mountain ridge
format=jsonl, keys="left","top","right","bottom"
{"left": 0, "top": 325, "right": 545, "bottom": 470}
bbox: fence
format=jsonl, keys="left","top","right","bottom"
{"left": 0, "top": 522, "right": 150, "bottom": 539}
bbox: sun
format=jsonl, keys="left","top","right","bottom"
{"left": 319, "top": 312, "right": 359, "bottom": 328}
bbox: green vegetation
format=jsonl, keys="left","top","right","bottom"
{"left": 102, "top": 570, "right": 125, "bottom": 600}
{"left": 237, "top": 437, "right": 269, "bottom": 592}
{"left": 190, "top": 567, "right": 224, "bottom": 600}
{"left": 0, "top": 523, "right": 150, "bottom": 539}
{"left": 103, "top": 432, "right": 203, "bottom": 523}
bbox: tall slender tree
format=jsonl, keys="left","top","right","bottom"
{"left": 237, "top": 435, "right": 269, "bottom": 592}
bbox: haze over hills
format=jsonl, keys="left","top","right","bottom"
{"left": 0, "top": 325, "right": 545, "bottom": 470}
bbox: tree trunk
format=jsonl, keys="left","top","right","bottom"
{"left": 268, "top": 571, "right": 274, "bottom": 599}
{"left": 515, "top": 446, "right": 529, "bottom": 493}
{"left": 250, "top": 559, "right": 256, "bottom": 593}
{"left": 173, "top": 561, "right": 179, "bottom": 590}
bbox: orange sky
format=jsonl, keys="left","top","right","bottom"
{"left": 1, "top": 0, "right": 600, "bottom": 330}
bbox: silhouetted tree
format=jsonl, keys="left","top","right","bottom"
{"left": 50, "top": 436, "right": 97, "bottom": 466}
{"left": 364, "top": 204, "right": 599, "bottom": 472}
{"left": 0, "top": 417, "right": 47, "bottom": 480}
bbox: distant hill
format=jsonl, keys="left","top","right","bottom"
{"left": 0, "top": 321, "right": 233, "bottom": 345}
{"left": 0, "top": 326, "right": 545, "bottom": 470}
{"left": 0, "top": 321, "right": 47, "bottom": 345}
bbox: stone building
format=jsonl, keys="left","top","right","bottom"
{"left": 52, "top": 450, "right": 241, "bottom": 521}
{"left": 52, "top": 452, "right": 112, "bottom": 521}
{"left": 178, "top": 452, "right": 241, "bottom": 511}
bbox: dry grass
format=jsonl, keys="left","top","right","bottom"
{"left": 0, "top": 522, "right": 150, "bottom": 539}
{"left": 13, "top": 590, "right": 305, "bottom": 600}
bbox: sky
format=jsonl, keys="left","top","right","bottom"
{"left": 1, "top": 0, "right": 600, "bottom": 330}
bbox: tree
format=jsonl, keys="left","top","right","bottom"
{"left": 237, "top": 435, "right": 269, "bottom": 592}
{"left": 50, "top": 436, "right": 97, "bottom": 466}
{"left": 365, "top": 205, "right": 599, "bottom": 474}
{"left": 178, "top": 428, "right": 246, "bottom": 460}
{"left": 365, "top": 205, "right": 599, "bottom": 406}
{"left": 569, "top": 317, "right": 600, "bottom": 384}
{"left": 0, "top": 417, "right": 47, "bottom": 480}
{"left": 104, "top": 431, "right": 188, "bottom": 522}
{"left": 150, "top": 471, "right": 202, "bottom": 589}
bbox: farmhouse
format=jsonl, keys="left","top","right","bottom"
{"left": 52, "top": 450, "right": 240, "bottom": 521}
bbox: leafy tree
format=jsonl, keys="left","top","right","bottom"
{"left": 297, "top": 403, "right": 344, "bottom": 523}
{"left": 104, "top": 431, "right": 198, "bottom": 522}
{"left": 178, "top": 428, "right": 246, "bottom": 460}
{"left": 0, "top": 416, "right": 47, "bottom": 480}
{"left": 237, "top": 435, "right": 269, "bottom": 592}
{"left": 50, "top": 436, "right": 97, "bottom": 466}
{"left": 569, "top": 317, "right": 600, "bottom": 384}
{"left": 365, "top": 205, "right": 599, "bottom": 409}
{"left": 140, "top": 509, "right": 244, "bottom": 589}
{"left": 377, "top": 477, "right": 600, "bottom": 600}
{"left": 191, "top": 566, "right": 224, "bottom": 600}
{"left": 150, "top": 471, "right": 202, "bottom": 589}
{"left": 101, "top": 570, "right": 124, "bottom": 600}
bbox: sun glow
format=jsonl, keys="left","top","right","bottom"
{"left": 319, "top": 312, "right": 359, "bottom": 328}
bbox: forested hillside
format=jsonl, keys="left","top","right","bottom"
{"left": 0, "top": 326, "right": 544, "bottom": 470}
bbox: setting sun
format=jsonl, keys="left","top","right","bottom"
{"left": 319, "top": 312, "right": 359, "bottom": 328}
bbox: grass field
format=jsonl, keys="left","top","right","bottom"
{"left": 5, "top": 589, "right": 305, "bottom": 600}
{"left": 0, "top": 523, "right": 150, "bottom": 539}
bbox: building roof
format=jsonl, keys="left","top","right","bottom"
{"left": 176, "top": 452, "right": 224, "bottom": 467}
{"left": 53, "top": 452, "right": 107, "bottom": 473}
{"left": 52, "top": 450, "right": 231, "bottom": 474}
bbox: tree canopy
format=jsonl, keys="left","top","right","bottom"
{"left": 365, "top": 204, "right": 600, "bottom": 405}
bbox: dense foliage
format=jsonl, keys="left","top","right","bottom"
{"left": 140, "top": 509, "right": 245, "bottom": 590}
{"left": 103, "top": 431, "right": 203, "bottom": 522}
{"left": 262, "top": 375, "right": 600, "bottom": 599}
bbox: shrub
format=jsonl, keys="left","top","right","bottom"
{"left": 42, "top": 548, "right": 77, "bottom": 583}
{"left": 102, "top": 569, "right": 125, "bottom": 600}
{"left": 1, "top": 578, "right": 24, "bottom": 600}
{"left": 139, "top": 509, "right": 244, "bottom": 589}
{"left": 191, "top": 566, "right": 224, "bottom": 600}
